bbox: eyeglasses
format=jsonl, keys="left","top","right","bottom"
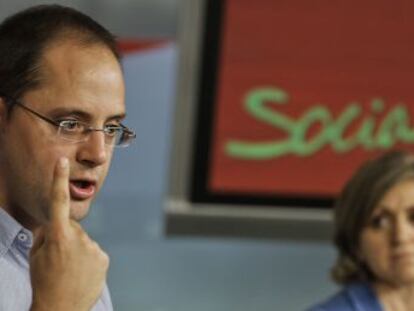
{"left": 1, "top": 96, "right": 136, "bottom": 148}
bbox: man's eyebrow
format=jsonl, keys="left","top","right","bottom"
{"left": 48, "top": 108, "right": 126, "bottom": 122}
{"left": 108, "top": 113, "right": 126, "bottom": 122}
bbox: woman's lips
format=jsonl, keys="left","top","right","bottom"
{"left": 69, "top": 181, "right": 96, "bottom": 200}
{"left": 392, "top": 251, "right": 414, "bottom": 262}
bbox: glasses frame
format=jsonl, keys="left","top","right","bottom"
{"left": 0, "top": 95, "right": 136, "bottom": 148}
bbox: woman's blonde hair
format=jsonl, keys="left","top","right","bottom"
{"left": 331, "top": 150, "right": 414, "bottom": 284}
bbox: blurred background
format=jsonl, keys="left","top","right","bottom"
{"left": 0, "top": 1, "right": 337, "bottom": 310}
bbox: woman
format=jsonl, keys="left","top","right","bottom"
{"left": 307, "top": 150, "right": 414, "bottom": 311}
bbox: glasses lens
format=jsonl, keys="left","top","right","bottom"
{"left": 57, "top": 123, "right": 135, "bottom": 147}
{"left": 114, "top": 129, "right": 135, "bottom": 147}
{"left": 57, "top": 121, "right": 85, "bottom": 142}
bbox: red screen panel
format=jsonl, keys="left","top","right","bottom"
{"left": 206, "top": 0, "right": 414, "bottom": 200}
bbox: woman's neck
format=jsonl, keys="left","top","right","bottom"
{"left": 374, "top": 281, "right": 414, "bottom": 311}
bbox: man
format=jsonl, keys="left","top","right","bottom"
{"left": 0, "top": 5, "right": 135, "bottom": 311}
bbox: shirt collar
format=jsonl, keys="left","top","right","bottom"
{"left": 347, "top": 282, "right": 384, "bottom": 311}
{"left": 0, "top": 208, "right": 33, "bottom": 257}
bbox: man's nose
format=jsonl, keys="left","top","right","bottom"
{"left": 76, "top": 131, "right": 108, "bottom": 167}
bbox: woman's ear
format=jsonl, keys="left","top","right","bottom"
{"left": 355, "top": 246, "right": 365, "bottom": 263}
{"left": 0, "top": 97, "right": 9, "bottom": 129}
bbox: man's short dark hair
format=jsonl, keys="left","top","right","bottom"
{"left": 0, "top": 4, "right": 121, "bottom": 102}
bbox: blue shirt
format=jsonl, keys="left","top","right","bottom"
{"left": 306, "top": 282, "right": 383, "bottom": 311}
{"left": 0, "top": 208, "right": 113, "bottom": 311}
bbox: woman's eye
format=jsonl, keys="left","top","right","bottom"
{"left": 369, "top": 214, "right": 389, "bottom": 230}
{"left": 408, "top": 210, "right": 414, "bottom": 224}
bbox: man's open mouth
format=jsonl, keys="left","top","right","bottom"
{"left": 69, "top": 180, "right": 96, "bottom": 200}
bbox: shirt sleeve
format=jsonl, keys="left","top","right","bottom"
{"left": 101, "top": 283, "right": 114, "bottom": 311}
{"left": 91, "top": 283, "right": 113, "bottom": 311}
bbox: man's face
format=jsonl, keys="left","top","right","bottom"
{"left": 0, "top": 40, "right": 125, "bottom": 229}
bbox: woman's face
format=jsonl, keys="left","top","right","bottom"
{"left": 359, "top": 179, "right": 414, "bottom": 287}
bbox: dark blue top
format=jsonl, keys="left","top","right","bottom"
{"left": 306, "top": 283, "right": 383, "bottom": 311}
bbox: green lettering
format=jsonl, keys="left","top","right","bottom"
{"left": 291, "top": 105, "right": 330, "bottom": 156}
{"left": 328, "top": 103, "right": 361, "bottom": 153}
{"left": 226, "top": 87, "right": 294, "bottom": 159}
{"left": 376, "top": 105, "right": 414, "bottom": 148}
{"left": 225, "top": 87, "right": 414, "bottom": 160}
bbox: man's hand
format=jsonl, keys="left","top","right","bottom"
{"left": 29, "top": 157, "right": 109, "bottom": 311}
